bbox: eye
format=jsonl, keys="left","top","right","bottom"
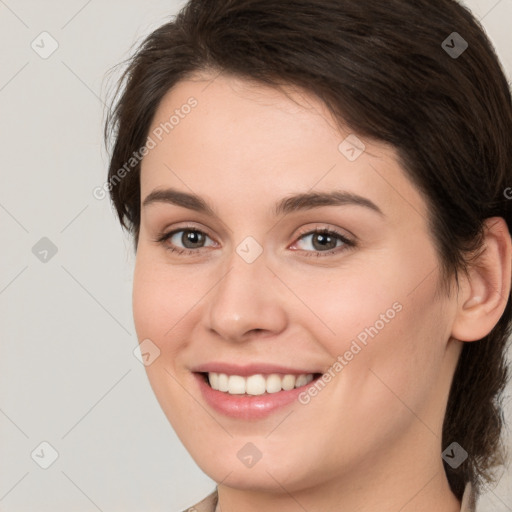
{"left": 291, "top": 228, "right": 354, "bottom": 256}
{"left": 155, "top": 227, "right": 217, "bottom": 255}
{"left": 154, "top": 225, "right": 354, "bottom": 257}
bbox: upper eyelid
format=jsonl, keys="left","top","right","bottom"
{"left": 294, "top": 224, "right": 353, "bottom": 239}
{"left": 162, "top": 223, "right": 216, "bottom": 239}
{"left": 161, "top": 224, "right": 349, "bottom": 238}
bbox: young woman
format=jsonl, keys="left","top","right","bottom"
{"left": 104, "top": 1, "right": 512, "bottom": 510}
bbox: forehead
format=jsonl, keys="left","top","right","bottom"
{"left": 140, "top": 73, "right": 429, "bottom": 223}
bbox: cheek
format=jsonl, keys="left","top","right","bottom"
{"left": 131, "top": 251, "right": 203, "bottom": 422}
{"left": 278, "top": 256, "right": 405, "bottom": 353}
{"left": 132, "top": 250, "right": 197, "bottom": 353}
{"left": 288, "top": 246, "right": 450, "bottom": 407}
{"left": 278, "top": 256, "right": 450, "bottom": 473}
{"left": 294, "top": 240, "right": 444, "bottom": 351}
{"left": 132, "top": 258, "right": 165, "bottom": 342}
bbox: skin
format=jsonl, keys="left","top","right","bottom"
{"left": 133, "top": 72, "right": 511, "bottom": 512}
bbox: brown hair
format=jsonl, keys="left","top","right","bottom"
{"left": 104, "top": 0, "right": 512, "bottom": 499}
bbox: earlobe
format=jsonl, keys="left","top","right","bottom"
{"left": 451, "top": 217, "right": 512, "bottom": 342}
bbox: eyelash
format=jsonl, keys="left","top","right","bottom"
{"left": 154, "top": 225, "right": 355, "bottom": 258}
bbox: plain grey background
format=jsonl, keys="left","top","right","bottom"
{"left": 0, "top": 1, "right": 511, "bottom": 510}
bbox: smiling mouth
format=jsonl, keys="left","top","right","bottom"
{"left": 199, "top": 372, "right": 322, "bottom": 395}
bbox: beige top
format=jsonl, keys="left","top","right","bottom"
{"left": 182, "top": 481, "right": 476, "bottom": 512}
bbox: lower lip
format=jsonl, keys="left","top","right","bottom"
{"left": 194, "top": 373, "right": 318, "bottom": 420}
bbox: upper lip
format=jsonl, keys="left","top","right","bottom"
{"left": 191, "top": 362, "right": 321, "bottom": 376}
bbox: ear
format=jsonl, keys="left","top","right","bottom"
{"left": 451, "top": 217, "right": 512, "bottom": 342}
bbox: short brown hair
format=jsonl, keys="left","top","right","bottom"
{"left": 104, "top": 0, "right": 512, "bottom": 499}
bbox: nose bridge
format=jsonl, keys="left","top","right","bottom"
{"left": 206, "top": 244, "right": 287, "bottom": 341}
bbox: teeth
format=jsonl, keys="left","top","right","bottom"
{"left": 207, "top": 372, "right": 315, "bottom": 395}
{"left": 266, "top": 374, "right": 282, "bottom": 394}
{"left": 246, "top": 374, "right": 266, "bottom": 395}
{"left": 209, "top": 372, "right": 219, "bottom": 390}
{"left": 218, "top": 373, "right": 229, "bottom": 392}
{"left": 228, "top": 375, "right": 246, "bottom": 394}
{"left": 295, "top": 374, "right": 310, "bottom": 387}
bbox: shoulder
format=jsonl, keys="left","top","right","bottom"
{"left": 181, "top": 489, "right": 218, "bottom": 512}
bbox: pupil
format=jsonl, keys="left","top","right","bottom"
{"left": 183, "top": 230, "right": 204, "bottom": 248}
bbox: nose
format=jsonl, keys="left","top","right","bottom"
{"left": 205, "top": 250, "right": 288, "bottom": 342}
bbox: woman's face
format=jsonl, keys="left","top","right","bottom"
{"left": 133, "top": 74, "right": 461, "bottom": 494}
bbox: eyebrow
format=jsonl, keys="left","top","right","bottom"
{"left": 142, "top": 187, "right": 384, "bottom": 217}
